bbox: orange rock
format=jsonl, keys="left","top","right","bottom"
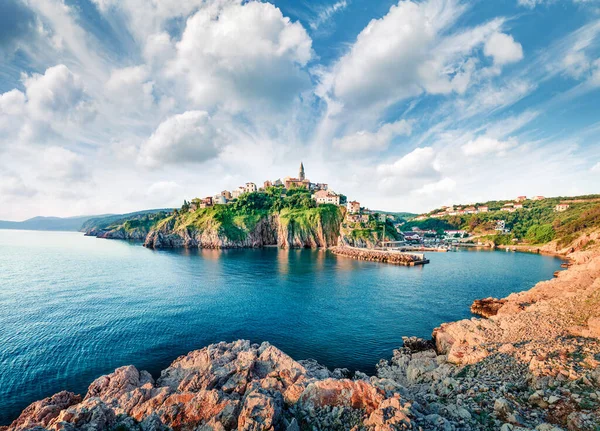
{"left": 298, "top": 379, "right": 384, "bottom": 414}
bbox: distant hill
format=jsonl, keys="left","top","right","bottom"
{"left": 0, "top": 215, "right": 109, "bottom": 232}
{"left": 0, "top": 209, "right": 174, "bottom": 233}
{"left": 80, "top": 209, "right": 174, "bottom": 233}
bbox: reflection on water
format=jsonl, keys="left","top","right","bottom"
{"left": 0, "top": 230, "right": 563, "bottom": 424}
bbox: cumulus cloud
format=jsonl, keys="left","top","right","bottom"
{"left": 377, "top": 147, "right": 444, "bottom": 194}
{"left": 138, "top": 111, "right": 226, "bottom": 167}
{"left": 105, "top": 65, "right": 155, "bottom": 110}
{"left": 40, "top": 147, "right": 90, "bottom": 182}
{"left": 23, "top": 64, "right": 95, "bottom": 124}
{"left": 332, "top": 120, "right": 412, "bottom": 152}
{"left": 461, "top": 136, "right": 518, "bottom": 156}
{"left": 169, "top": 1, "right": 312, "bottom": 112}
{"left": 484, "top": 32, "right": 524, "bottom": 65}
{"left": 414, "top": 177, "right": 457, "bottom": 195}
{"left": 145, "top": 181, "right": 184, "bottom": 207}
{"left": 0, "top": 172, "right": 37, "bottom": 197}
{"left": 0, "top": 89, "right": 26, "bottom": 116}
{"left": 322, "top": 0, "right": 515, "bottom": 117}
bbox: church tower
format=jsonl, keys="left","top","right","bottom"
{"left": 299, "top": 162, "right": 305, "bottom": 181}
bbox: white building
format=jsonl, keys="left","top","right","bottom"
{"left": 313, "top": 190, "right": 340, "bottom": 205}
{"left": 244, "top": 182, "right": 257, "bottom": 193}
{"left": 213, "top": 195, "right": 227, "bottom": 205}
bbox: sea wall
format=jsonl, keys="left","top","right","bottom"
{"left": 330, "top": 246, "right": 428, "bottom": 266}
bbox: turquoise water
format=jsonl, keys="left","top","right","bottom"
{"left": 0, "top": 230, "right": 563, "bottom": 423}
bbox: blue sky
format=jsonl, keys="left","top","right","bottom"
{"left": 0, "top": 0, "right": 599, "bottom": 220}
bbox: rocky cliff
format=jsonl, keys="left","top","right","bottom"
{"left": 6, "top": 233, "right": 600, "bottom": 431}
{"left": 144, "top": 207, "right": 344, "bottom": 250}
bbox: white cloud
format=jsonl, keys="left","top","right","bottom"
{"left": 484, "top": 32, "right": 523, "bottom": 65}
{"left": 414, "top": 177, "right": 456, "bottom": 195}
{"left": 169, "top": 1, "right": 312, "bottom": 112}
{"left": 332, "top": 120, "right": 412, "bottom": 152}
{"left": 138, "top": 111, "right": 226, "bottom": 167}
{"left": 310, "top": 1, "right": 349, "bottom": 30}
{"left": 322, "top": 0, "right": 515, "bottom": 118}
{"left": 377, "top": 147, "right": 444, "bottom": 194}
{"left": 41, "top": 146, "right": 89, "bottom": 181}
{"left": 0, "top": 172, "right": 37, "bottom": 197}
{"left": 23, "top": 64, "right": 93, "bottom": 123}
{"left": 0, "top": 89, "right": 26, "bottom": 116}
{"left": 592, "top": 162, "right": 600, "bottom": 172}
{"left": 518, "top": 0, "right": 595, "bottom": 8}
{"left": 145, "top": 181, "right": 184, "bottom": 207}
{"left": 461, "top": 136, "right": 518, "bottom": 156}
{"left": 105, "top": 65, "right": 155, "bottom": 110}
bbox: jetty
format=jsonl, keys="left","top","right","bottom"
{"left": 330, "top": 246, "right": 430, "bottom": 266}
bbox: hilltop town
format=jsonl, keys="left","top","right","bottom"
{"left": 84, "top": 163, "right": 405, "bottom": 249}
{"left": 183, "top": 163, "right": 343, "bottom": 210}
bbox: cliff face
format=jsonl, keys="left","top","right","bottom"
{"left": 144, "top": 209, "right": 343, "bottom": 250}
{"left": 88, "top": 228, "right": 149, "bottom": 241}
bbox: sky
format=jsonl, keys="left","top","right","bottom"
{"left": 0, "top": 0, "right": 599, "bottom": 220}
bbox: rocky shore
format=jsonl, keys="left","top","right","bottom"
{"left": 4, "top": 236, "right": 600, "bottom": 431}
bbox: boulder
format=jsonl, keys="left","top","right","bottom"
{"left": 7, "top": 391, "right": 82, "bottom": 431}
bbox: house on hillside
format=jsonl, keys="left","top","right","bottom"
{"left": 311, "top": 183, "right": 328, "bottom": 191}
{"left": 555, "top": 204, "right": 570, "bottom": 212}
{"left": 516, "top": 196, "right": 527, "bottom": 202}
{"left": 514, "top": 203, "right": 524, "bottom": 209}
{"left": 532, "top": 196, "right": 545, "bottom": 201}
{"left": 501, "top": 203, "right": 516, "bottom": 212}
{"left": 213, "top": 195, "right": 226, "bottom": 205}
{"left": 244, "top": 183, "right": 257, "bottom": 193}
{"left": 263, "top": 180, "right": 272, "bottom": 189}
{"left": 478, "top": 206, "right": 489, "bottom": 212}
{"left": 313, "top": 190, "right": 340, "bottom": 205}
{"left": 200, "top": 197, "right": 213, "bottom": 209}
{"left": 221, "top": 190, "right": 232, "bottom": 200}
{"left": 347, "top": 201, "right": 360, "bottom": 214}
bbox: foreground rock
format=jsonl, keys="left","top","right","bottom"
{"left": 4, "top": 341, "right": 421, "bottom": 431}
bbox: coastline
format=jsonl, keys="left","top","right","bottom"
{"left": 3, "top": 236, "right": 600, "bottom": 430}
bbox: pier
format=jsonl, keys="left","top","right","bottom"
{"left": 330, "top": 246, "right": 430, "bottom": 266}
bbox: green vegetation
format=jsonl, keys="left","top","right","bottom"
{"left": 148, "top": 186, "right": 342, "bottom": 242}
{"left": 82, "top": 209, "right": 171, "bottom": 232}
{"left": 346, "top": 215, "right": 402, "bottom": 243}
{"left": 405, "top": 195, "right": 600, "bottom": 247}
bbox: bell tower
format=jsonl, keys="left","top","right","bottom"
{"left": 299, "top": 162, "right": 305, "bottom": 181}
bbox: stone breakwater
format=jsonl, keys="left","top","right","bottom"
{"left": 4, "top": 238, "right": 600, "bottom": 431}
{"left": 330, "top": 246, "right": 429, "bottom": 266}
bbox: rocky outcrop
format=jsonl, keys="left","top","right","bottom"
{"left": 470, "top": 297, "right": 507, "bottom": 317}
{"left": 85, "top": 228, "right": 149, "bottom": 241}
{"left": 144, "top": 212, "right": 342, "bottom": 250}
{"left": 4, "top": 340, "right": 418, "bottom": 431}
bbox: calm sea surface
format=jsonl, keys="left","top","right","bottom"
{"left": 0, "top": 230, "right": 563, "bottom": 423}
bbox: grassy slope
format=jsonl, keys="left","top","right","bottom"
{"left": 404, "top": 195, "right": 600, "bottom": 247}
